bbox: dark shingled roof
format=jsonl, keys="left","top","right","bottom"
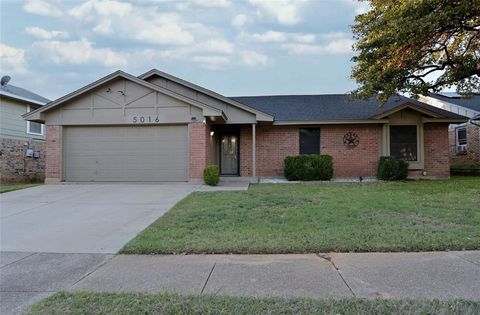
{"left": 229, "top": 94, "right": 465, "bottom": 121}
{"left": 429, "top": 93, "right": 480, "bottom": 112}
{"left": 0, "top": 83, "right": 51, "bottom": 105}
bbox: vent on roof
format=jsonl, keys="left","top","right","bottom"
{"left": 1, "top": 76, "right": 11, "bottom": 87}
{"left": 437, "top": 91, "right": 461, "bottom": 98}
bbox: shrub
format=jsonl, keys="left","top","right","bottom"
{"left": 284, "top": 155, "right": 333, "bottom": 181}
{"left": 203, "top": 165, "right": 220, "bottom": 186}
{"left": 378, "top": 156, "right": 409, "bottom": 180}
{"left": 397, "top": 160, "right": 409, "bottom": 180}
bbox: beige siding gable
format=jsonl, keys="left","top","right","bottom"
{"left": 44, "top": 78, "right": 204, "bottom": 126}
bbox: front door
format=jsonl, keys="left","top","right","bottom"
{"left": 220, "top": 134, "right": 239, "bottom": 175}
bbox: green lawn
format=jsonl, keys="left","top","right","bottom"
{"left": 0, "top": 183, "right": 41, "bottom": 193}
{"left": 121, "top": 177, "right": 480, "bottom": 254}
{"left": 27, "top": 291, "right": 480, "bottom": 315}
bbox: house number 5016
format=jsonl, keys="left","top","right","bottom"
{"left": 132, "top": 116, "right": 160, "bottom": 123}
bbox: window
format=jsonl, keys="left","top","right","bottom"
{"left": 389, "top": 125, "right": 417, "bottom": 161}
{"left": 456, "top": 127, "right": 467, "bottom": 145}
{"left": 456, "top": 126, "right": 467, "bottom": 153}
{"left": 299, "top": 128, "right": 320, "bottom": 155}
{"left": 26, "top": 105, "right": 44, "bottom": 136}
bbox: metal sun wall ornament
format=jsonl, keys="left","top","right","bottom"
{"left": 343, "top": 132, "right": 359, "bottom": 147}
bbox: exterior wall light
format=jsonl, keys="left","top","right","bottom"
{"left": 210, "top": 131, "right": 214, "bottom": 136}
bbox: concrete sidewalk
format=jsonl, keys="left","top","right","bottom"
{"left": 1, "top": 251, "right": 479, "bottom": 314}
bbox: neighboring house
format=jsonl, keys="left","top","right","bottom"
{"left": 0, "top": 76, "right": 50, "bottom": 183}
{"left": 24, "top": 69, "right": 467, "bottom": 183}
{"left": 419, "top": 92, "right": 480, "bottom": 165}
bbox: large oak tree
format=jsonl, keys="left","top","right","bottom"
{"left": 351, "top": 0, "right": 480, "bottom": 103}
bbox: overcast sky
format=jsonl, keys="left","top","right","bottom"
{"left": 0, "top": 0, "right": 369, "bottom": 100}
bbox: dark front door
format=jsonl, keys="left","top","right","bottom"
{"left": 220, "top": 134, "right": 239, "bottom": 175}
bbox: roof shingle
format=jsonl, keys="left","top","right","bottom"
{"left": 0, "top": 84, "right": 51, "bottom": 105}
{"left": 230, "top": 94, "right": 465, "bottom": 121}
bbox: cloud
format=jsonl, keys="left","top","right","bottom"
{"left": 23, "top": 0, "right": 62, "bottom": 17}
{"left": 69, "top": 0, "right": 132, "bottom": 21}
{"left": 189, "top": 0, "right": 231, "bottom": 8}
{"left": 193, "top": 39, "right": 234, "bottom": 54}
{"left": 248, "top": 0, "right": 306, "bottom": 25}
{"left": 240, "top": 51, "right": 268, "bottom": 66}
{"left": 32, "top": 38, "right": 127, "bottom": 67}
{"left": 69, "top": 0, "right": 218, "bottom": 46}
{"left": 191, "top": 56, "right": 230, "bottom": 69}
{"left": 240, "top": 31, "right": 315, "bottom": 43}
{"left": 282, "top": 38, "right": 354, "bottom": 55}
{"left": 232, "top": 14, "right": 249, "bottom": 28}
{"left": 25, "top": 26, "right": 68, "bottom": 39}
{"left": 0, "top": 44, "right": 27, "bottom": 74}
{"left": 343, "top": 0, "right": 370, "bottom": 14}
{"left": 319, "top": 32, "right": 351, "bottom": 40}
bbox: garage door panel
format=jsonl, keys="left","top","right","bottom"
{"left": 64, "top": 125, "right": 188, "bottom": 182}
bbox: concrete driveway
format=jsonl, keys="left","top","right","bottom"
{"left": 0, "top": 183, "right": 247, "bottom": 254}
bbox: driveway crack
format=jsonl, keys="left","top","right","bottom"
{"left": 317, "top": 253, "right": 356, "bottom": 297}
{"left": 201, "top": 262, "right": 216, "bottom": 294}
{"left": 0, "top": 252, "right": 37, "bottom": 269}
{"left": 68, "top": 255, "right": 115, "bottom": 289}
{"left": 451, "top": 253, "right": 480, "bottom": 268}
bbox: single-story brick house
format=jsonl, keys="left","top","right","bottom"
{"left": 24, "top": 69, "right": 467, "bottom": 183}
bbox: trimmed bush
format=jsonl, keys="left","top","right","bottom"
{"left": 397, "top": 160, "right": 409, "bottom": 180}
{"left": 378, "top": 156, "right": 409, "bottom": 180}
{"left": 284, "top": 155, "right": 333, "bottom": 181}
{"left": 203, "top": 165, "right": 220, "bottom": 186}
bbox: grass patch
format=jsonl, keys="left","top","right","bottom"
{"left": 27, "top": 291, "right": 480, "bottom": 315}
{"left": 0, "top": 183, "right": 41, "bottom": 193}
{"left": 121, "top": 177, "right": 480, "bottom": 254}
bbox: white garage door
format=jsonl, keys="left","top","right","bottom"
{"left": 64, "top": 125, "right": 188, "bottom": 181}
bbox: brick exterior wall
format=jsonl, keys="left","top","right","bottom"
{"left": 239, "top": 125, "right": 253, "bottom": 176}
{"left": 237, "top": 123, "right": 449, "bottom": 179}
{"left": 320, "top": 125, "right": 381, "bottom": 178}
{"left": 45, "top": 125, "right": 62, "bottom": 183}
{"left": 0, "top": 138, "right": 45, "bottom": 183}
{"left": 420, "top": 123, "right": 450, "bottom": 178}
{"left": 448, "top": 123, "right": 480, "bottom": 165}
{"left": 189, "top": 122, "right": 210, "bottom": 179}
{"left": 239, "top": 125, "right": 380, "bottom": 178}
{"left": 240, "top": 125, "right": 299, "bottom": 177}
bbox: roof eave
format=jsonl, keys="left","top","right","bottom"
{"left": 139, "top": 69, "right": 274, "bottom": 122}
{"left": 370, "top": 103, "right": 444, "bottom": 119}
{"left": 422, "top": 117, "right": 469, "bottom": 123}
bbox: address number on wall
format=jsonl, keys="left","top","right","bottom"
{"left": 132, "top": 116, "right": 160, "bottom": 123}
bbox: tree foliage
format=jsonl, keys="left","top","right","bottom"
{"left": 351, "top": 0, "right": 480, "bottom": 103}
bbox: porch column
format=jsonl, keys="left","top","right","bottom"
{"left": 252, "top": 123, "right": 256, "bottom": 178}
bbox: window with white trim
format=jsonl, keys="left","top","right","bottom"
{"left": 455, "top": 126, "right": 467, "bottom": 152}
{"left": 26, "top": 105, "right": 44, "bottom": 136}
